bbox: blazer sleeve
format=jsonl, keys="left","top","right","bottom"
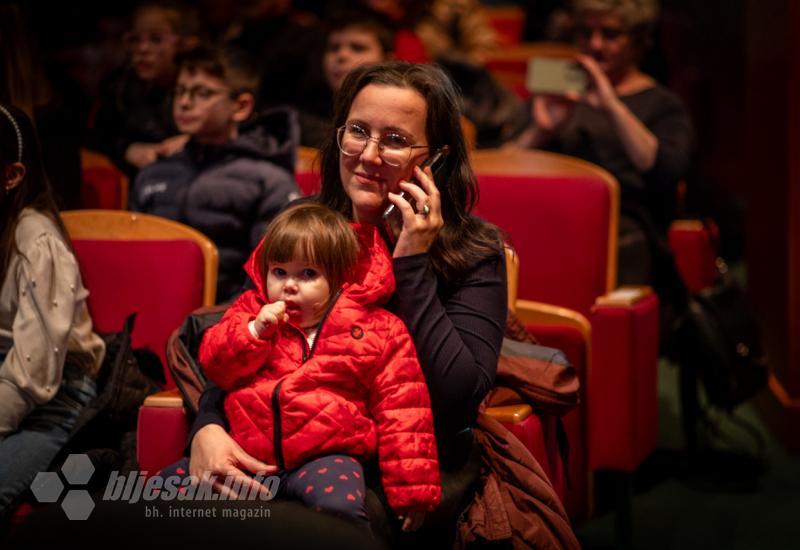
{"left": 199, "top": 290, "right": 274, "bottom": 390}
{"left": 367, "top": 318, "right": 442, "bottom": 515}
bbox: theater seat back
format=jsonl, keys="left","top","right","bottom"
{"left": 62, "top": 211, "right": 219, "bottom": 386}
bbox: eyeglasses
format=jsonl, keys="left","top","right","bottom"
{"left": 337, "top": 123, "right": 428, "bottom": 167}
{"left": 123, "top": 30, "right": 178, "bottom": 49}
{"left": 575, "top": 25, "right": 626, "bottom": 41}
{"left": 174, "top": 85, "right": 230, "bottom": 103}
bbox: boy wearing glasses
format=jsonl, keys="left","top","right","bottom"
{"left": 131, "top": 46, "right": 300, "bottom": 301}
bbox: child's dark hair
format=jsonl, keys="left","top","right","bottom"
{"left": 177, "top": 45, "right": 259, "bottom": 96}
{"left": 259, "top": 202, "right": 359, "bottom": 293}
{"left": 0, "top": 103, "right": 68, "bottom": 285}
{"left": 132, "top": 0, "right": 200, "bottom": 38}
{"left": 325, "top": 8, "right": 396, "bottom": 55}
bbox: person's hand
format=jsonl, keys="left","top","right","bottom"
{"left": 531, "top": 93, "right": 577, "bottom": 133}
{"left": 189, "top": 424, "right": 278, "bottom": 499}
{"left": 157, "top": 134, "right": 189, "bottom": 157}
{"left": 253, "top": 301, "right": 289, "bottom": 338}
{"left": 388, "top": 164, "right": 443, "bottom": 258}
{"left": 124, "top": 142, "right": 160, "bottom": 168}
{"left": 399, "top": 511, "right": 425, "bottom": 532}
{"left": 575, "top": 54, "right": 620, "bottom": 112}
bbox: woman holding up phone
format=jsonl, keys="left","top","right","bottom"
{"left": 516, "top": 0, "right": 693, "bottom": 289}
{"left": 187, "top": 61, "right": 507, "bottom": 544}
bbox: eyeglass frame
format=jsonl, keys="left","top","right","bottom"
{"left": 336, "top": 124, "right": 429, "bottom": 167}
{"left": 173, "top": 85, "right": 236, "bottom": 103}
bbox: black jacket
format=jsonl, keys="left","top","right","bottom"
{"left": 130, "top": 107, "right": 301, "bottom": 301}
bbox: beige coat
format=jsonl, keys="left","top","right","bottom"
{"left": 0, "top": 208, "right": 104, "bottom": 437}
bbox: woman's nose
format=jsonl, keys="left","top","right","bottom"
{"left": 588, "top": 30, "right": 604, "bottom": 51}
{"left": 360, "top": 138, "right": 382, "bottom": 165}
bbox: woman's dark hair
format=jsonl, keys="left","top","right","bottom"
{"left": 318, "top": 60, "right": 502, "bottom": 283}
{"left": 0, "top": 103, "right": 68, "bottom": 285}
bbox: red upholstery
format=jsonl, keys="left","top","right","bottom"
{"left": 80, "top": 167, "right": 127, "bottom": 210}
{"left": 528, "top": 323, "right": 590, "bottom": 520}
{"left": 393, "top": 29, "right": 429, "bottom": 63}
{"left": 136, "top": 404, "right": 188, "bottom": 474}
{"left": 72, "top": 240, "right": 206, "bottom": 384}
{"left": 79, "top": 150, "right": 128, "bottom": 210}
{"left": 296, "top": 171, "right": 321, "bottom": 196}
{"left": 476, "top": 174, "right": 612, "bottom": 314}
{"left": 589, "top": 294, "right": 660, "bottom": 471}
{"left": 475, "top": 149, "right": 659, "bottom": 521}
{"left": 484, "top": 6, "right": 525, "bottom": 46}
{"left": 668, "top": 221, "right": 719, "bottom": 293}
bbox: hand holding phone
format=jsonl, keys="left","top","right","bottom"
{"left": 382, "top": 146, "right": 449, "bottom": 244}
{"left": 526, "top": 57, "right": 588, "bottom": 96}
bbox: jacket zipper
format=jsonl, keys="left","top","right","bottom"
{"left": 270, "top": 288, "right": 343, "bottom": 471}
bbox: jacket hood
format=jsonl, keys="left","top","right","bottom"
{"left": 245, "top": 222, "right": 395, "bottom": 308}
{"left": 186, "top": 105, "right": 299, "bottom": 173}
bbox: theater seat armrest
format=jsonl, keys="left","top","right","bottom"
{"left": 485, "top": 403, "right": 533, "bottom": 423}
{"left": 143, "top": 388, "right": 184, "bottom": 408}
{"left": 588, "top": 291, "right": 660, "bottom": 471}
{"left": 594, "top": 285, "right": 653, "bottom": 307}
{"left": 138, "top": 390, "right": 189, "bottom": 474}
{"left": 513, "top": 298, "right": 592, "bottom": 342}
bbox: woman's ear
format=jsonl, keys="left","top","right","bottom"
{"left": 232, "top": 92, "right": 256, "bottom": 123}
{"left": 4, "top": 162, "right": 25, "bottom": 192}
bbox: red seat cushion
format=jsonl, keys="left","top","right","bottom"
{"left": 296, "top": 171, "right": 321, "bottom": 196}
{"left": 72, "top": 239, "right": 206, "bottom": 385}
{"left": 80, "top": 167, "right": 125, "bottom": 210}
{"left": 476, "top": 174, "right": 612, "bottom": 315}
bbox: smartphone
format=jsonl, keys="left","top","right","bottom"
{"left": 526, "top": 57, "right": 587, "bottom": 95}
{"left": 382, "top": 145, "right": 450, "bottom": 244}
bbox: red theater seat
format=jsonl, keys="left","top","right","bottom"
{"left": 296, "top": 146, "right": 321, "bottom": 196}
{"left": 472, "top": 148, "right": 660, "bottom": 520}
{"left": 482, "top": 42, "right": 578, "bottom": 99}
{"left": 62, "top": 210, "right": 219, "bottom": 385}
{"left": 79, "top": 149, "right": 129, "bottom": 210}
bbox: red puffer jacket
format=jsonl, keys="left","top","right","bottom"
{"left": 200, "top": 224, "right": 441, "bottom": 514}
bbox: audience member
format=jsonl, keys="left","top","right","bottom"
{"left": 185, "top": 61, "right": 507, "bottom": 545}
{"left": 0, "top": 103, "right": 105, "bottom": 518}
{"left": 89, "top": 0, "right": 200, "bottom": 178}
{"left": 298, "top": 9, "right": 394, "bottom": 147}
{"left": 514, "top": 0, "right": 692, "bottom": 293}
{"left": 158, "top": 202, "right": 441, "bottom": 532}
{"left": 130, "top": 45, "right": 300, "bottom": 302}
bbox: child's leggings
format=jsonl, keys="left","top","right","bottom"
{"left": 156, "top": 454, "right": 368, "bottom": 524}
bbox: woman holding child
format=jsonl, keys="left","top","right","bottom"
{"left": 188, "top": 60, "right": 507, "bottom": 543}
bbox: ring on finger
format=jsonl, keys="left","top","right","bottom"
{"left": 420, "top": 203, "right": 431, "bottom": 217}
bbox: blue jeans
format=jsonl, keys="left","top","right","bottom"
{"left": 0, "top": 361, "right": 97, "bottom": 516}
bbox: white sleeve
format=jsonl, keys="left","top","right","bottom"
{"left": 0, "top": 233, "right": 81, "bottom": 436}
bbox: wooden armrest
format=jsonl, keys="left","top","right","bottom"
{"left": 485, "top": 403, "right": 533, "bottom": 423}
{"left": 594, "top": 285, "right": 653, "bottom": 307}
{"left": 143, "top": 388, "right": 184, "bottom": 408}
{"left": 514, "top": 298, "right": 592, "bottom": 342}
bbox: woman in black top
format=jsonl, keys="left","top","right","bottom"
{"left": 187, "top": 61, "right": 507, "bottom": 540}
